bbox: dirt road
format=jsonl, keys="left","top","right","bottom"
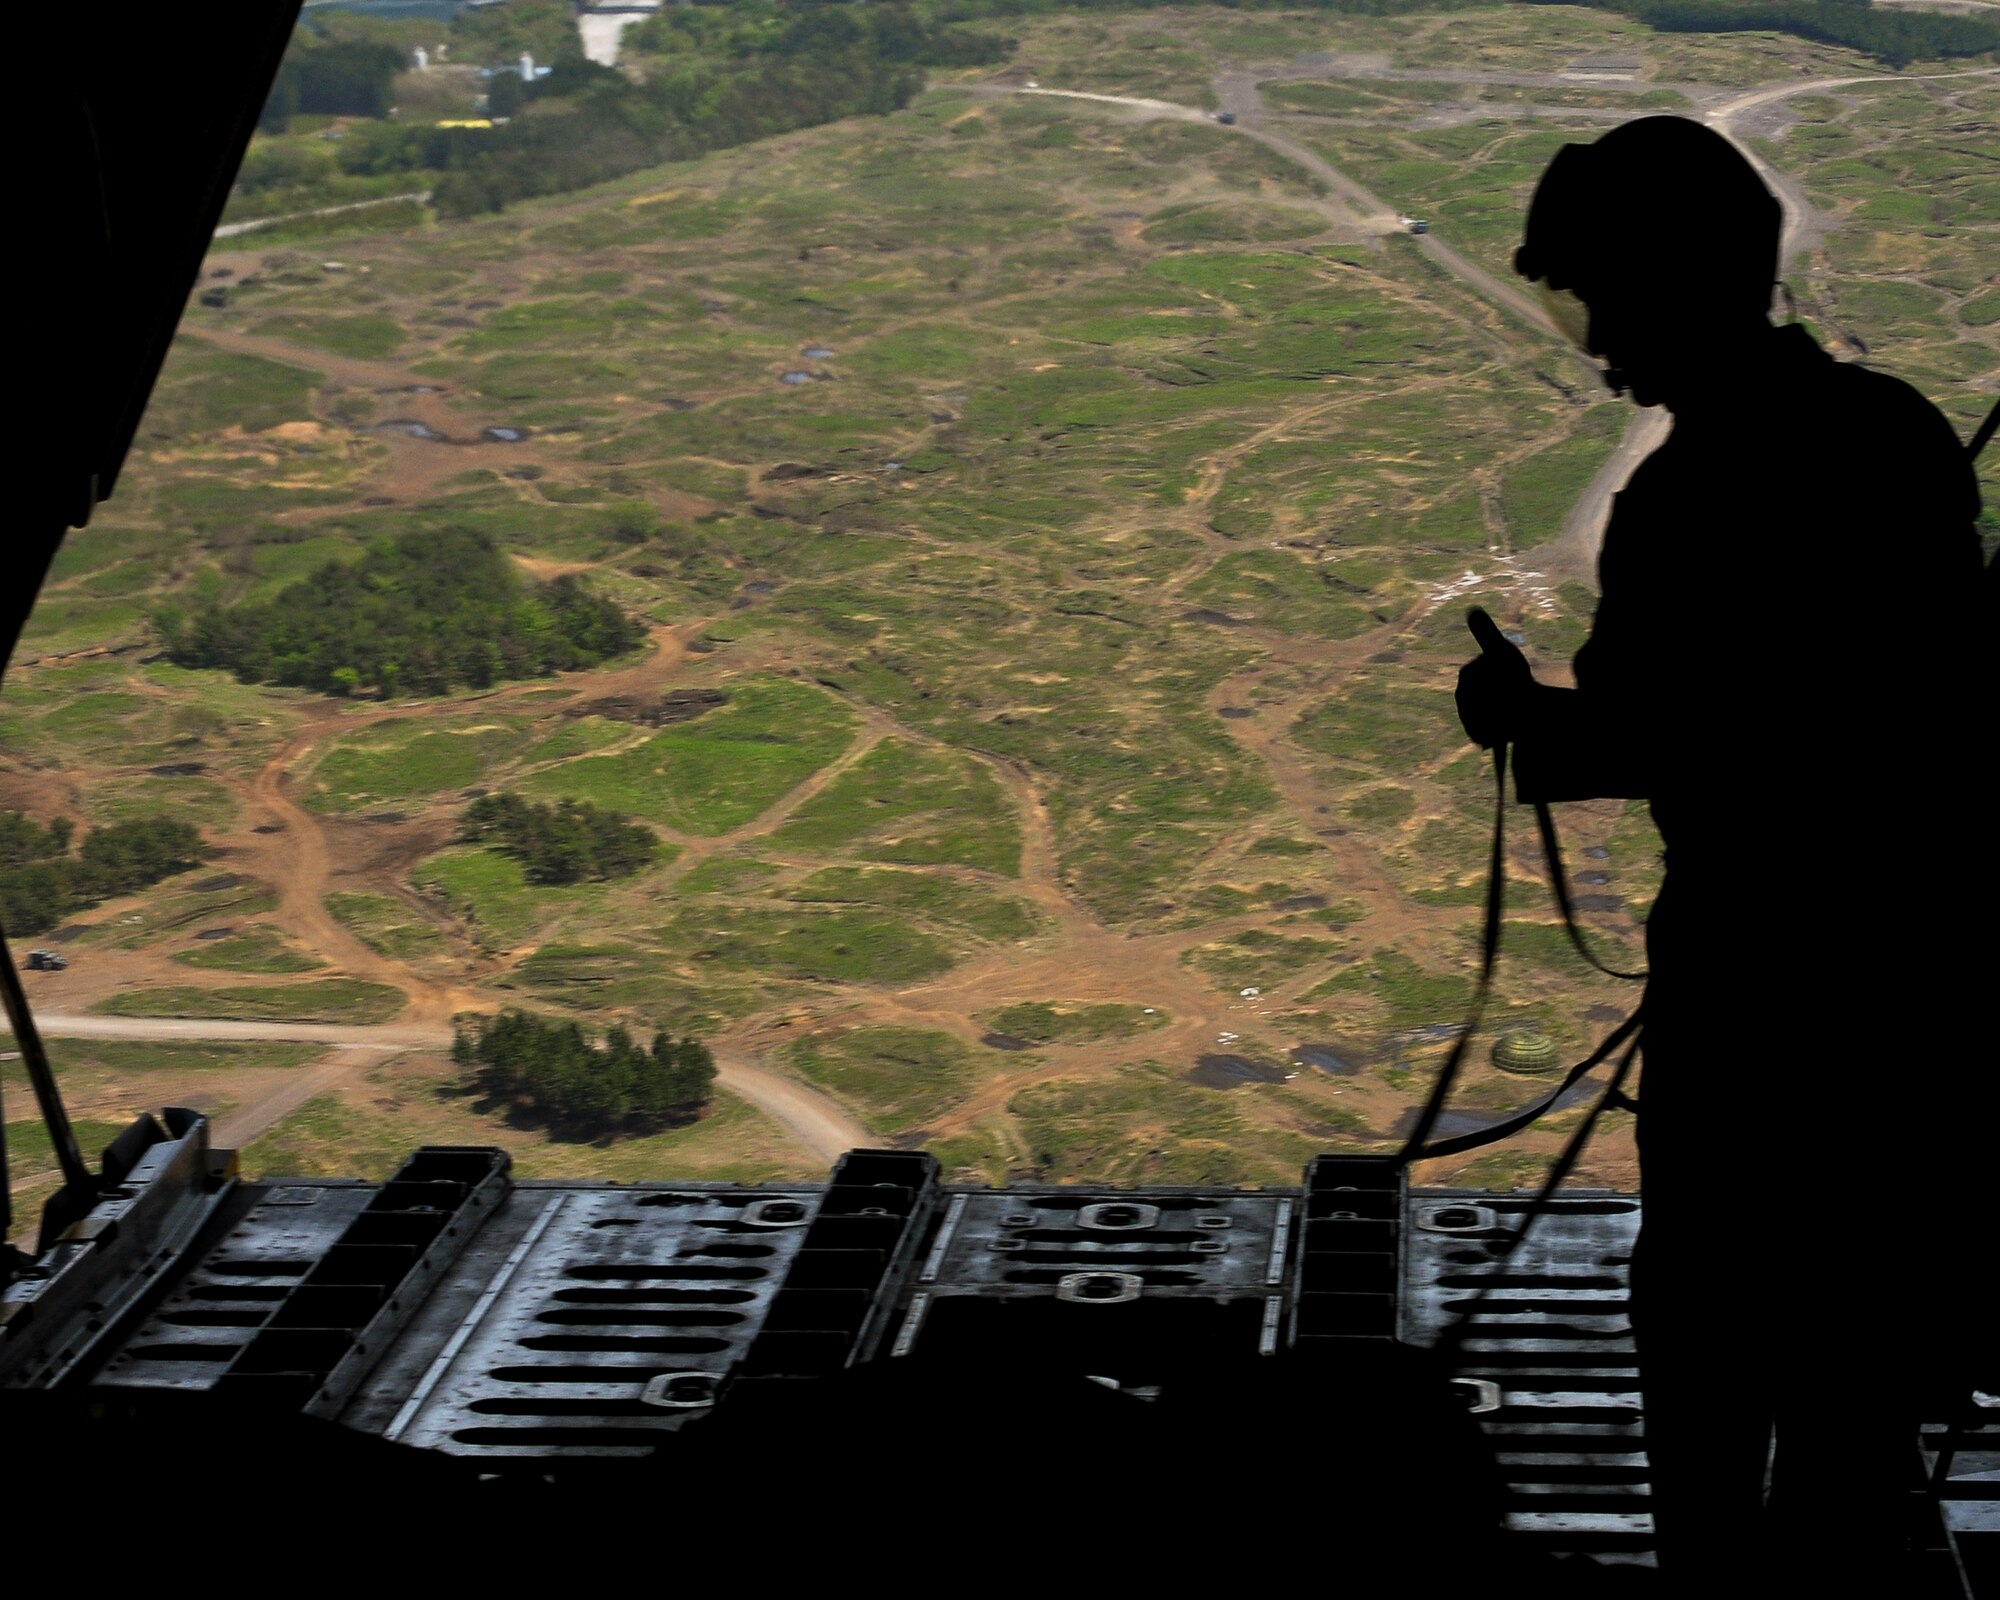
{"left": 986, "top": 78, "right": 1558, "bottom": 338}
{"left": 31, "top": 1011, "right": 876, "bottom": 1160}
{"left": 1211, "top": 68, "right": 1557, "bottom": 336}
{"left": 212, "top": 1045, "right": 405, "bottom": 1148}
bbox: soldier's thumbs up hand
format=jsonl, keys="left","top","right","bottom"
{"left": 1456, "top": 607, "right": 1534, "bottom": 749}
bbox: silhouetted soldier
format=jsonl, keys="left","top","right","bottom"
{"left": 1454, "top": 116, "right": 1986, "bottom": 1588}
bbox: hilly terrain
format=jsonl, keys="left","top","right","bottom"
{"left": 4, "top": 2, "right": 1994, "bottom": 1232}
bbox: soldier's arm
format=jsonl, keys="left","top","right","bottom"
{"left": 1511, "top": 524, "right": 1666, "bottom": 804}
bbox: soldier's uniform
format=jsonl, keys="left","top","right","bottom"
{"left": 1511, "top": 322, "right": 1986, "bottom": 1574}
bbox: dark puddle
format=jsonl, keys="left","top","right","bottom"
{"left": 252, "top": 824, "right": 285, "bottom": 835}
{"left": 363, "top": 812, "right": 407, "bottom": 825}
{"left": 378, "top": 419, "right": 445, "bottom": 441}
{"left": 505, "top": 466, "right": 543, "bottom": 481}
{"left": 572, "top": 688, "right": 728, "bottom": 727}
{"left": 467, "top": 299, "right": 502, "bottom": 310}
{"left": 362, "top": 496, "right": 397, "bottom": 507}
{"left": 1582, "top": 845, "right": 1610, "bottom": 860}
{"left": 194, "top": 927, "right": 235, "bottom": 942}
{"left": 1187, "top": 1054, "right": 1290, "bottom": 1089}
{"left": 658, "top": 398, "right": 699, "bottom": 412}
{"left": 1574, "top": 870, "right": 1612, "bottom": 885}
{"left": 1291, "top": 1043, "right": 1365, "bottom": 1077}
{"left": 779, "top": 371, "right": 818, "bottom": 386}
{"left": 741, "top": 580, "right": 776, "bottom": 597}
{"left": 802, "top": 346, "right": 834, "bottom": 360}
{"left": 1367, "top": 650, "right": 1403, "bottom": 665}
{"left": 194, "top": 875, "right": 245, "bottom": 892}
{"left": 149, "top": 762, "right": 206, "bottom": 777}
{"left": 1182, "top": 608, "right": 1249, "bottom": 627}
{"left": 1502, "top": 629, "right": 1527, "bottom": 646}
{"left": 764, "top": 462, "right": 823, "bottom": 481}
{"left": 1573, "top": 894, "right": 1621, "bottom": 913}
{"left": 1276, "top": 894, "right": 1327, "bottom": 912}
{"left": 380, "top": 384, "right": 441, "bottom": 395}
{"left": 1217, "top": 706, "right": 1253, "bottom": 719}
{"left": 483, "top": 426, "right": 528, "bottom": 443}
{"left": 1583, "top": 1004, "right": 1625, "bottom": 1024}
{"left": 981, "top": 1033, "right": 1036, "bottom": 1052}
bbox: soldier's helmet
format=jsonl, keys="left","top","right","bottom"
{"left": 1516, "top": 115, "right": 1782, "bottom": 324}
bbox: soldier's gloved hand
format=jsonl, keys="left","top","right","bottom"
{"left": 1455, "top": 607, "right": 1534, "bottom": 750}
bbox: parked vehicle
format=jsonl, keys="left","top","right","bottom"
{"left": 24, "top": 949, "right": 68, "bottom": 972}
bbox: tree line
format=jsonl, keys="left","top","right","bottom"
{"left": 454, "top": 1009, "right": 719, "bottom": 1136}
{"left": 460, "top": 793, "right": 659, "bottom": 885}
{"left": 1549, "top": 0, "right": 2000, "bottom": 70}
{"left": 301, "top": 0, "right": 1010, "bottom": 216}
{"left": 0, "top": 813, "right": 208, "bottom": 939}
{"left": 930, "top": 0, "right": 1997, "bottom": 65}
{"left": 425, "top": 50, "right": 935, "bottom": 218}
{"left": 261, "top": 36, "right": 406, "bottom": 131}
{"left": 154, "top": 526, "right": 644, "bottom": 699}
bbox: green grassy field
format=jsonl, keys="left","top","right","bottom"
{"left": 4, "top": 3, "right": 1987, "bottom": 1198}
{"left": 786, "top": 1025, "right": 990, "bottom": 1134}
{"left": 172, "top": 924, "right": 328, "bottom": 973}
{"left": 92, "top": 980, "right": 406, "bottom": 1025}
{"left": 980, "top": 1000, "right": 1170, "bottom": 1045}
{"left": 241, "top": 1076, "right": 804, "bottom": 1185}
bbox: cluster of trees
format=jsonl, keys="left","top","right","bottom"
{"left": 0, "top": 813, "right": 207, "bottom": 938}
{"left": 155, "top": 527, "right": 643, "bottom": 699}
{"left": 1592, "top": 0, "right": 2000, "bottom": 70}
{"left": 301, "top": 0, "right": 1006, "bottom": 216}
{"left": 430, "top": 50, "right": 932, "bottom": 217}
{"left": 454, "top": 1009, "right": 718, "bottom": 1136}
{"left": 626, "top": 1, "right": 1013, "bottom": 68}
{"left": 260, "top": 35, "right": 406, "bottom": 131}
{"left": 460, "top": 794, "right": 658, "bottom": 885}
{"left": 451, "top": 0, "right": 587, "bottom": 67}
